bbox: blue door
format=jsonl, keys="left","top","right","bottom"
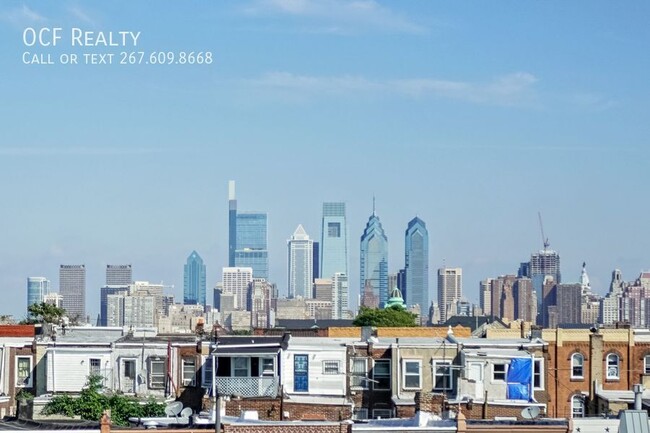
{"left": 294, "top": 354, "right": 309, "bottom": 392}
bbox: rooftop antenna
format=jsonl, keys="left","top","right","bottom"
{"left": 372, "top": 195, "right": 376, "bottom": 216}
{"left": 538, "top": 212, "right": 550, "bottom": 251}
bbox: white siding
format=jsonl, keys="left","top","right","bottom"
{"left": 283, "top": 344, "right": 347, "bottom": 396}
{"left": 46, "top": 348, "right": 112, "bottom": 392}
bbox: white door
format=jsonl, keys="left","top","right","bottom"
{"left": 468, "top": 362, "right": 484, "bottom": 398}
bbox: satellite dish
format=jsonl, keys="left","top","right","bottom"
{"left": 521, "top": 406, "right": 540, "bottom": 419}
{"left": 165, "top": 401, "right": 183, "bottom": 417}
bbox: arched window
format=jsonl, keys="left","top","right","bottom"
{"left": 571, "top": 353, "right": 584, "bottom": 379}
{"left": 571, "top": 395, "right": 585, "bottom": 418}
{"left": 606, "top": 353, "right": 619, "bottom": 379}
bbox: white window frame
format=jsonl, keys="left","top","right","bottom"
{"left": 260, "top": 357, "right": 275, "bottom": 377}
{"left": 89, "top": 358, "right": 102, "bottom": 377}
{"left": 644, "top": 355, "right": 650, "bottom": 375}
{"left": 372, "top": 359, "right": 391, "bottom": 391}
{"left": 231, "top": 357, "right": 250, "bottom": 378}
{"left": 350, "top": 357, "right": 369, "bottom": 390}
{"left": 492, "top": 363, "right": 507, "bottom": 382}
{"left": 606, "top": 353, "right": 619, "bottom": 380}
{"left": 352, "top": 408, "right": 368, "bottom": 420}
{"left": 182, "top": 357, "right": 196, "bottom": 386}
{"left": 372, "top": 408, "right": 393, "bottom": 419}
{"left": 402, "top": 359, "right": 421, "bottom": 390}
{"left": 533, "top": 358, "right": 544, "bottom": 390}
{"left": 432, "top": 361, "right": 453, "bottom": 391}
{"left": 201, "top": 356, "right": 213, "bottom": 387}
{"left": 322, "top": 360, "right": 340, "bottom": 375}
{"left": 148, "top": 357, "right": 166, "bottom": 389}
{"left": 15, "top": 356, "right": 32, "bottom": 388}
{"left": 571, "top": 353, "right": 584, "bottom": 379}
{"left": 571, "top": 394, "right": 585, "bottom": 418}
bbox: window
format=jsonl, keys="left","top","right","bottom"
{"left": 571, "top": 395, "right": 585, "bottom": 418}
{"left": 606, "top": 353, "right": 619, "bottom": 379}
{"left": 328, "top": 222, "right": 341, "bottom": 237}
{"left": 493, "top": 363, "right": 507, "bottom": 381}
{"left": 293, "top": 354, "right": 309, "bottom": 392}
{"left": 352, "top": 408, "right": 368, "bottom": 420}
{"left": 533, "top": 359, "right": 544, "bottom": 390}
{"left": 89, "top": 358, "right": 101, "bottom": 376}
{"left": 351, "top": 358, "right": 369, "bottom": 389}
{"left": 148, "top": 357, "right": 166, "bottom": 389}
{"left": 261, "top": 358, "right": 274, "bottom": 376}
{"left": 232, "top": 357, "right": 249, "bottom": 377}
{"left": 373, "top": 359, "right": 391, "bottom": 391}
{"left": 372, "top": 409, "right": 392, "bottom": 419}
{"left": 644, "top": 355, "right": 650, "bottom": 375}
{"left": 201, "top": 356, "right": 214, "bottom": 387}
{"left": 571, "top": 353, "right": 584, "bottom": 379}
{"left": 403, "top": 360, "right": 421, "bottom": 390}
{"left": 15, "top": 356, "right": 32, "bottom": 387}
{"left": 323, "top": 360, "right": 340, "bottom": 375}
{"left": 123, "top": 359, "right": 136, "bottom": 379}
{"left": 433, "top": 361, "right": 452, "bottom": 390}
{"left": 182, "top": 357, "right": 196, "bottom": 386}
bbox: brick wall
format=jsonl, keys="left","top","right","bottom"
{"left": 0, "top": 325, "right": 35, "bottom": 337}
{"left": 346, "top": 345, "right": 392, "bottom": 417}
{"left": 222, "top": 397, "right": 350, "bottom": 422}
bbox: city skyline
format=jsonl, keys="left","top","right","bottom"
{"left": 2, "top": 1, "right": 650, "bottom": 319}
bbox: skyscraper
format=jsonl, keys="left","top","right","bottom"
{"left": 222, "top": 267, "right": 253, "bottom": 311}
{"left": 404, "top": 217, "right": 429, "bottom": 310}
{"left": 530, "top": 249, "right": 561, "bottom": 325}
{"left": 184, "top": 251, "right": 207, "bottom": 305}
{"left": 27, "top": 277, "right": 50, "bottom": 310}
{"left": 60, "top": 264, "right": 86, "bottom": 320}
{"left": 437, "top": 267, "right": 462, "bottom": 323}
{"left": 106, "top": 264, "right": 132, "bottom": 286}
{"left": 235, "top": 212, "right": 269, "bottom": 279}
{"left": 100, "top": 285, "right": 129, "bottom": 326}
{"left": 228, "top": 180, "right": 237, "bottom": 267}
{"left": 320, "top": 202, "right": 348, "bottom": 280}
{"left": 332, "top": 272, "right": 349, "bottom": 319}
{"left": 360, "top": 210, "right": 389, "bottom": 306}
{"left": 287, "top": 225, "right": 314, "bottom": 299}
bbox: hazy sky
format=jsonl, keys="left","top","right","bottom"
{"left": 1, "top": 1, "right": 649, "bottom": 321}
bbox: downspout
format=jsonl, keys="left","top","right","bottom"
{"left": 554, "top": 330, "right": 559, "bottom": 417}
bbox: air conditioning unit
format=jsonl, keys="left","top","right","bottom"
{"left": 183, "top": 379, "right": 194, "bottom": 387}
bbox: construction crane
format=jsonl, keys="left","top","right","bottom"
{"left": 538, "top": 212, "right": 550, "bottom": 251}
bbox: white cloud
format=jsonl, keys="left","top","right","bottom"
{"left": 1, "top": 4, "right": 46, "bottom": 26}
{"left": 244, "top": 0, "right": 427, "bottom": 34}
{"left": 68, "top": 5, "right": 96, "bottom": 27}
{"left": 249, "top": 71, "right": 540, "bottom": 107}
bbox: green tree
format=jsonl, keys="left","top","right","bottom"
{"left": 42, "top": 375, "right": 166, "bottom": 426}
{"left": 21, "top": 303, "right": 66, "bottom": 324}
{"left": 352, "top": 305, "right": 418, "bottom": 327}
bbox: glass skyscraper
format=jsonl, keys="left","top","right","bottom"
{"left": 405, "top": 217, "right": 429, "bottom": 310}
{"left": 60, "top": 264, "right": 86, "bottom": 321}
{"left": 184, "top": 250, "right": 207, "bottom": 305}
{"left": 320, "top": 202, "right": 348, "bottom": 280}
{"left": 27, "top": 277, "right": 50, "bottom": 310}
{"left": 235, "top": 212, "right": 269, "bottom": 279}
{"left": 228, "top": 180, "right": 237, "bottom": 267}
{"left": 287, "top": 225, "right": 314, "bottom": 299}
{"left": 360, "top": 212, "right": 389, "bottom": 306}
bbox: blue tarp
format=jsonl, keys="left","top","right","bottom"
{"left": 507, "top": 358, "right": 532, "bottom": 383}
{"left": 506, "top": 358, "right": 532, "bottom": 400}
{"left": 507, "top": 384, "right": 529, "bottom": 400}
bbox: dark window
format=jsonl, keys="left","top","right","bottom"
{"left": 328, "top": 223, "right": 341, "bottom": 237}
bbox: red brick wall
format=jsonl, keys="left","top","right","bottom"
{"left": 347, "top": 345, "right": 393, "bottom": 417}
{"left": 0, "top": 325, "right": 35, "bottom": 337}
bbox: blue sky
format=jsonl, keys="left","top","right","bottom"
{"left": 1, "top": 1, "right": 649, "bottom": 321}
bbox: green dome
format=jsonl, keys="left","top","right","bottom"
{"left": 385, "top": 287, "right": 406, "bottom": 310}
